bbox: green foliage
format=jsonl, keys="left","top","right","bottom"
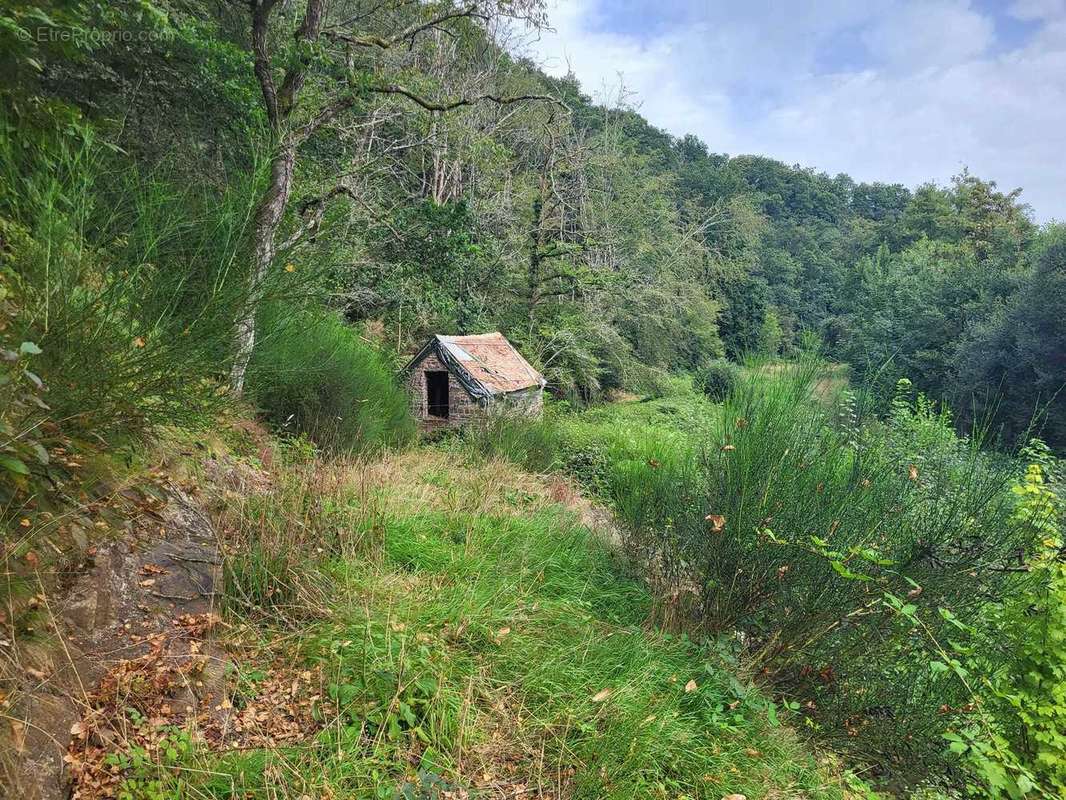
{"left": 953, "top": 225, "right": 1066, "bottom": 449}
{"left": 0, "top": 270, "right": 50, "bottom": 493}
{"left": 0, "top": 120, "right": 262, "bottom": 439}
{"left": 459, "top": 407, "right": 562, "bottom": 473}
{"left": 942, "top": 465, "right": 1066, "bottom": 798}
{"left": 117, "top": 441, "right": 854, "bottom": 799}
{"left": 218, "top": 446, "right": 379, "bottom": 623}
{"left": 5, "top": 1, "right": 1063, "bottom": 794}
{"left": 277, "top": 489, "right": 848, "bottom": 798}
{"left": 6, "top": 0, "right": 1051, "bottom": 446}
{"left": 246, "top": 306, "right": 415, "bottom": 454}
{"left": 485, "top": 364, "right": 1046, "bottom": 789}
{"left": 694, "top": 359, "right": 739, "bottom": 401}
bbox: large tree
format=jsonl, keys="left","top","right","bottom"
{"left": 230, "top": 0, "right": 556, "bottom": 393}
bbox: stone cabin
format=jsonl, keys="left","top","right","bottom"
{"left": 403, "top": 333, "right": 546, "bottom": 429}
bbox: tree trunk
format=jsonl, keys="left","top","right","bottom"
{"left": 229, "top": 140, "right": 296, "bottom": 395}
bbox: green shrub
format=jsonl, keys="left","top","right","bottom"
{"left": 246, "top": 306, "right": 414, "bottom": 453}
{"left": 695, "top": 359, "right": 739, "bottom": 401}
{"left": 673, "top": 362, "right": 1040, "bottom": 783}
{"left": 550, "top": 358, "right": 1046, "bottom": 788}
{"left": 943, "top": 464, "right": 1066, "bottom": 798}
{"left": 0, "top": 123, "right": 258, "bottom": 438}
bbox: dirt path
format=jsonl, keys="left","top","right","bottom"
{"left": 5, "top": 489, "right": 225, "bottom": 800}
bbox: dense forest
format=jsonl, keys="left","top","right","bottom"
{"left": 2, "top": 2, "right": 1066, "bottom": 799}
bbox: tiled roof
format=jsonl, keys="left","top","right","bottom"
{"left": 435, "top": 333, "right": 544, "bottom": 394}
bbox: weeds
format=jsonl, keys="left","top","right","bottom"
{"left": 213, "top": 442, "right": 381, "bottom": 624}
{"left": 466, "top": 359, "right": 1054, "bottom": 790}
{"left": 458, "top": 408, "right": 562, "bottom": 473}
{"left": 0, "top": 123, "right": 260, "bottom": 438}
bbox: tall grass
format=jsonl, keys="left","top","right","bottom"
{"left": 467, "top": 360, "right": 1049, "bottom": 785}
{"left": 125, "top": 444, "right": 852, "bottom": 799}
{"left": 583, "top": 361, "right": 1045, "bottom": 782}
{"left": 215, "top": 445, "right": 383, "bottom": 623}
{"left": 0, "top": 121, "right": 262, "bottom": 437}
{"left": 245, "top": 305, "right": 415, "bottom": 454}
{"left": 459, "top": 408, "right": 563, "bottom": 473}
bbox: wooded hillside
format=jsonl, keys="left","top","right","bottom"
{"left": 3, "top": 0, "right": 1062, "bottom": 448}
{"left": 3, "top": 3, "right": 1066, "bottom": 799}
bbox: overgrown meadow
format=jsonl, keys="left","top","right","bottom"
{"left": 463, "top": 364, "right": 1065, "bottom": 796}
{"left": 2, "top": 2, "right": 1065, "bottom": 798}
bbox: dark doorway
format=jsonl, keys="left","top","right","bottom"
{"left": 426, "top": 371, "right": 449, "bottom": 418}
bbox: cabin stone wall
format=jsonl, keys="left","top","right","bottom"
{"left": 407, "top": 352, "right": 479, "bottom": 429}
{"left": 406, "top": 350, "right": 545, "bottom": 431}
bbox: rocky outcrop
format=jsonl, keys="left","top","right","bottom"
{"left": 4, "top": 489, "right": 223, "bottom": 800}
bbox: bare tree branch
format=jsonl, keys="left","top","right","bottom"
{"left": 323, "top": 3, "right": 482, "bottom": 50}
{"left": 370, "top": 85, "right": 565, "bottom": 113}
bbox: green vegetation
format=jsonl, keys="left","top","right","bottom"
{"left": 696, "top": 359, "right": 741, "bottom": 402}
{"left": 467, "top": 365, "right": 1065, "bottom": 795}
{"left": 4, "top": 0, "right": 1062, "bottom": 441}
{"left": 120, "top": 445, "right": 856, "bottom": 799}
{"left": 246, "top": 306, "right": 415, "bottom": 453}
{"left": 2, "top": 1, "right": 1064, "bottom": 798}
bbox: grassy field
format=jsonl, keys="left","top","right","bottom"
{"left": 79, "top": 435, "right": 860, "bottom": 800}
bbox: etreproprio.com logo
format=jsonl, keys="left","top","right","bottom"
{"left": 16, "top": 26, "right": 174, "bottom": 45}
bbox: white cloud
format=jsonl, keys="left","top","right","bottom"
{"left": 521, "top": 0, "right": 1066, "bottom": 221}
{"left": 860, "top": 1, "right": 994, "bottom": 70}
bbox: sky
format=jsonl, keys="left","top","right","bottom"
{"left": 518, "top": 0, "right": 1066, "bottom": 222}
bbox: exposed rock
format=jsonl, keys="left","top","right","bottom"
{"left": 3, "top": 488, "right": 223, "bottom": 800}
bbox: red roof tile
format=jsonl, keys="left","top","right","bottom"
{"left": 435, "top": 333, "right": 543, "bottom": 394}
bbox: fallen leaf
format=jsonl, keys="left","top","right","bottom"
{"left": 684, "top": 679, "right": 698, "bottom": 693}
{"left": 496, "top": 626, "right": 511, "bottom": 638}
{"left": 908, "top": 464, "right": 919, "bottom": 481}
{"left": 9, "top": 720, "right": 25, "bottom": 754}
{"left": 705, "top": 514, "right": 726, "bottom": 533}
{"left": 591, "top": 688, "right": 612, "bottom": 703}
{"left": 70, "top": 721, "right": 86, "bottom": 737}
{"left": 721, "top": 444, "right": 735, "bottom": 452}
{"left": 722, "top": 794, "right": 747, "bottom": 800}
{"left": 133, "top": 336, "right": 146, "bottom": 348}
